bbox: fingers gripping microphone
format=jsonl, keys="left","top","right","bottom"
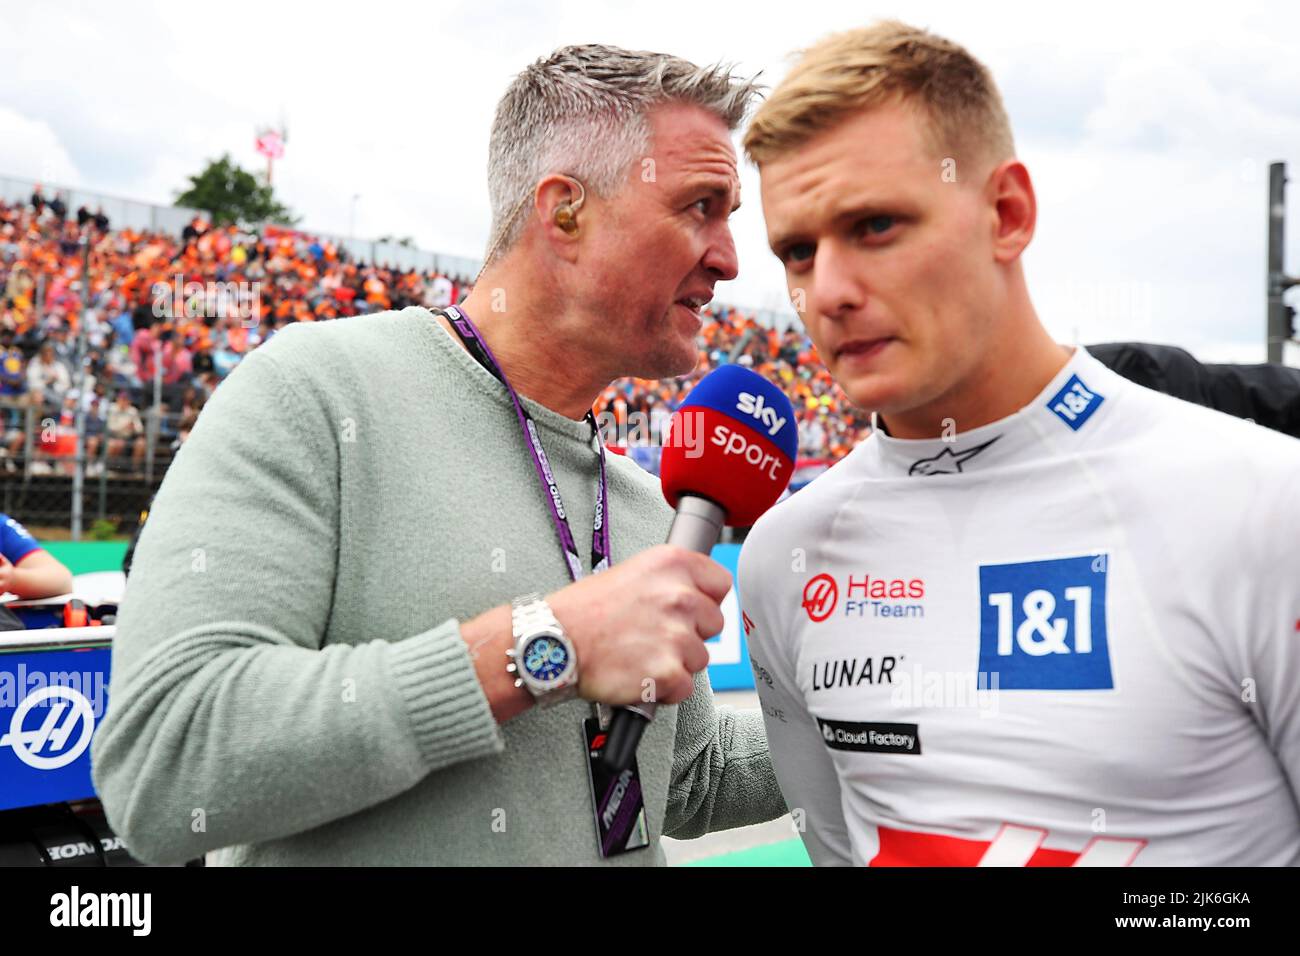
{"left": 601, "top": 365, "right": 797, "bottom": 772}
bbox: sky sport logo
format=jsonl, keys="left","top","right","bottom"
{"left": 802, "top": 574, "right": 838, "bottom": 622}
{"left": 735, "top": 390, "right": 788, "bottom": 437}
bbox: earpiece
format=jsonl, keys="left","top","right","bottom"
{"left": 555, "top": 204, "right": 578, "bottom": 235}
{"left": 553, "top": 177, "right": 586, "bottom": 235}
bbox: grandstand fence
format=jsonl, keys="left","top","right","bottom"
{"left": 0, "top": 175, "right": 208, "bottom": 238}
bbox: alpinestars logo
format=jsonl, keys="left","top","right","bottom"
{"left": 802, "top": 574, "right": 838, "bottom": 622}
{"left": 908, "top": 437, "right": 1000, "bottom": 476}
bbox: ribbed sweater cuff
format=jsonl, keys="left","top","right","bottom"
{"left": 389, "top": 620, "right": 505, "bottom": 771}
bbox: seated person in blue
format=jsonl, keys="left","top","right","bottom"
{"left": 0, "top": 514, "right": 74, "bottom": 599}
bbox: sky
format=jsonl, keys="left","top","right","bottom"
{"left": 2, "top": 0, "right": 1299, "bottom": 364}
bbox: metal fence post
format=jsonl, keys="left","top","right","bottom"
{"left": 145, "top": 342, "right": 162, "bottom": 484}
{"left": 1267, "top": 162, "right": 1299, "bottom": 365}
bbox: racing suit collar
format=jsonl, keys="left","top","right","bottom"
{"left": 867, "top": 346, "right": 1110, "bottom": 477}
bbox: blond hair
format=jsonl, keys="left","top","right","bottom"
{"left": 744, "top": 20, "right": 1015, "bottom": 174}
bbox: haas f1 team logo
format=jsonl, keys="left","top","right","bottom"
{"left": 801, "top": 573, "right": 925, "bottom": 623}
{"left": 1, "top": 685, "right": 96, "bottom": 770}
{"left": 802, "top": 574, "right": 838, "bottom": 622}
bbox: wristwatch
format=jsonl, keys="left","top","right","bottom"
{"left": 507, "top": 593, "right": 579, "bottom": 706}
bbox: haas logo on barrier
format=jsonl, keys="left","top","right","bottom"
{"left": 736, "top": 391, "right": 787, "bottom": 437}
{"left": 0, "top": 685, "right": 96, "bottom": 770}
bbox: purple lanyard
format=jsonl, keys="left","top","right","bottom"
{"left": 441, "top": 305, "right": 611, "bottom": 581}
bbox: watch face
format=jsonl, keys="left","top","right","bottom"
{"left": 522, "top": 632, "right": 570, "bottom": 683}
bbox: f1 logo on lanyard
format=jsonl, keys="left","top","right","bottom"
{"left": 978, "top": 553, "right": 1113, "bottom": 690}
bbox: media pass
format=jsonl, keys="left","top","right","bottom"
{"left": 817, "top": 718, "right": 922, "bottom": 755}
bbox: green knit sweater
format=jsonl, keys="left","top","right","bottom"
{"left": 91, "top": 306, "right": 785, "bottom": 865}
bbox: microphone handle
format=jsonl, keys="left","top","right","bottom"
{"left": 601, "top": 495, "right": 726, "bottom": 772}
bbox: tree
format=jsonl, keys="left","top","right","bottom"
{"left": 174, "top": 154, "right": 298, "bottom": 226}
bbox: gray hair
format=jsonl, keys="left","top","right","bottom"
{"left": 485, "top": 44, "right": 760, "bottom": 263}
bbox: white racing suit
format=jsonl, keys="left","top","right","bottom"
{"left": 740, "top": 346, "right": 1300, "bottom": 866}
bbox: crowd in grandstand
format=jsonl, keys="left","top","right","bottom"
{"left": 0, "top": 185, "right": 869, "bottom": 480}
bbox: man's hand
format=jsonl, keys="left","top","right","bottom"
{"left": 0, "top": 553, "right": 13, "bottom": 595}
{"left": 547, "top": 544, "right": 731, "bottom": 706}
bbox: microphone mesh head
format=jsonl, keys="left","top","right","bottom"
{"left": 660, "top": 365, "right": 797, "bottom": 527}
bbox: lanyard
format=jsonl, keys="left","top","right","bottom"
{"left": 440, "top": 305, "right": 611, "bottom": 581}
{"left": 441, "top": 308, "right": 645, "bottom": 854}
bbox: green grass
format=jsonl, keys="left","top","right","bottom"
{"left": 685, "top": 838, "right": 812, "bottom": 867}
{"left": 40, "top": 541, "right": 129, "bottom": 575}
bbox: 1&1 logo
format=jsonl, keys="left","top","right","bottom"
{"left": 0, "top": 685, "right": 96, "bottom": 769}
{"left": 802, "top": 574, "right": 838, "bottom": 622}
{"left": 978, "top": 553, "right": 1112, "bottom": 689}
{"left": 1047, "top": 375, "right": 1104, "bottom": 431}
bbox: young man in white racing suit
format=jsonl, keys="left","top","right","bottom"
{"left": 737, "top": 21, "right": 1300, "bottom": 866}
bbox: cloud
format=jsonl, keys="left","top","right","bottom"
{"left": 0, "top": 107, "right": 82, "bottom": 186}
{"left": 2, "top": 0, "right": 1298, "bottom": 364}
{"left": 1083, "top": 52, "right": 1300, "bottom": 157}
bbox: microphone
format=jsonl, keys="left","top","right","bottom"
{"left": 601, "top": 364, "right": 797, "bottom": 772}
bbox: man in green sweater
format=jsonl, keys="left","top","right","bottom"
{"left": 91, "top": 44, "right": 787, "bottom": 865}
